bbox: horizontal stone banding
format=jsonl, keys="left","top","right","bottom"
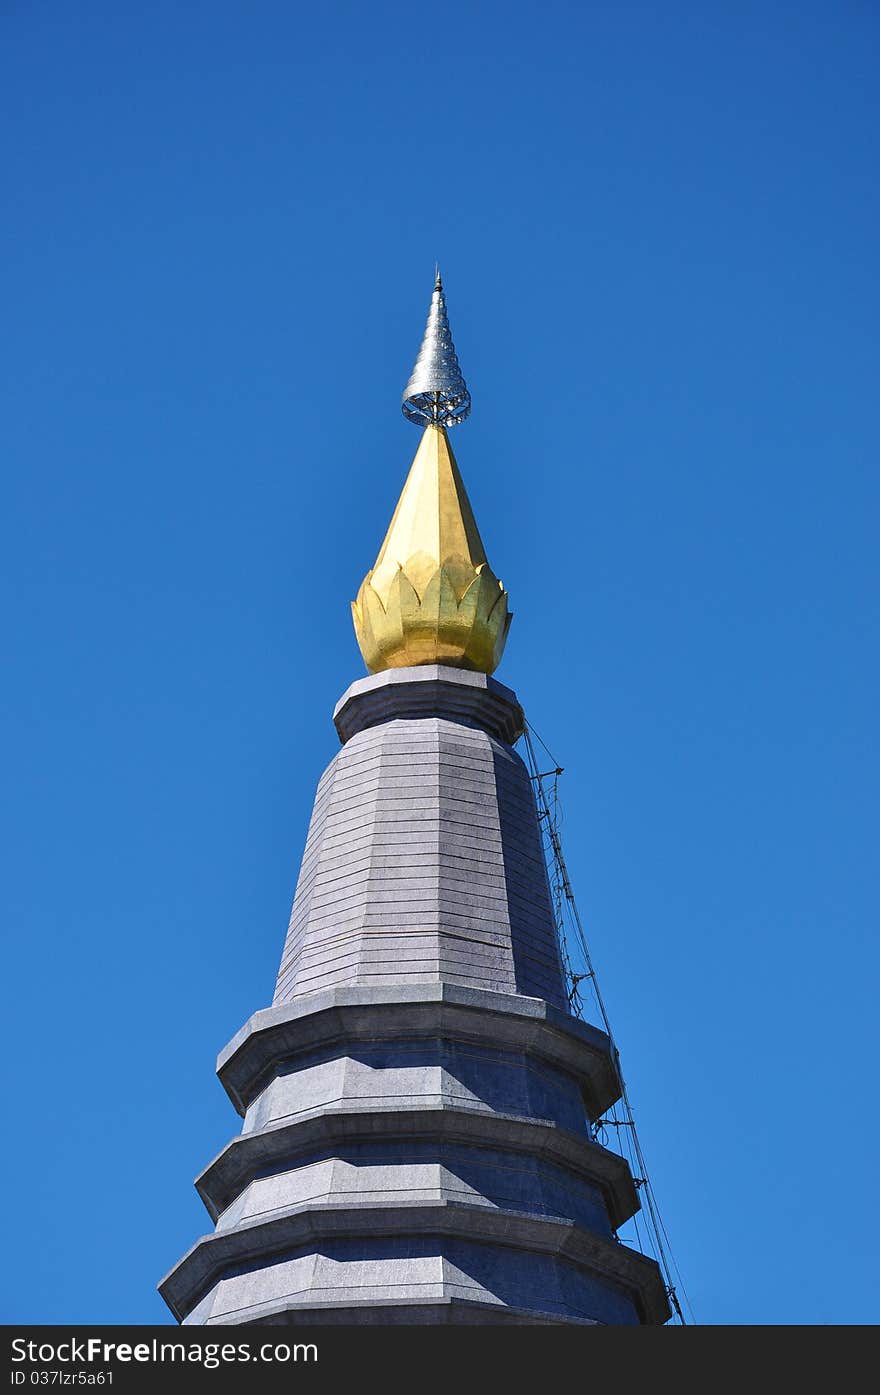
{"left": 159, "top": 1199, "right": 670, "bottom": 1327}
{"left": 217, "top": 986, "right": 619, "bottom": 1120}
{"left": 195, "top": 1104, "right": 638, "bottom": 1227}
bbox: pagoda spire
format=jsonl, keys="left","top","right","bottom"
{"left": 353, "top": 272, "right": 510, "bottom": 674}
{"left": 160, "top": 271, "right": 671, "bottom": 1329}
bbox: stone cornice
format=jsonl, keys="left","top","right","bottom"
{"left": 195, "top": 1103, "right": 639, "bottom": 1229}
{"left": 159, "top": 1199, "right": 670, "bottom": 1327}
{"left": 217, "top": 984, "right": 620, "bottom": 1121}
{"left": 333, "top": 665, "right": 524, "bottom": 745}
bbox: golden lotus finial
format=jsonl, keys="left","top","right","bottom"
{"left": 351, "top": 423, "right": 512, "bottom": 674}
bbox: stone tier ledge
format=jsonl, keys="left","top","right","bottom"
{"left": 196, "top": 1296, "right": 597, "bottom": 1326}
{"left": 333, "top": 666, "right": 525, "bottom": 747}
{"left": 195, "top": 1104, "right": 639, "bottom": 1229}
{"left": 217, "top": 984, "right": 619, "bottom": 1120}
{"left": 159, "top": 1199, "right": 670, "bottom": 1327}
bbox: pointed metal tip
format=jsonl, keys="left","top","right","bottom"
{"left": 402, "top": 271, "right": 470, "bottom": 428}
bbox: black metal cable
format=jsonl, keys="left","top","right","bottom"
{"left": 523, "top": 721, "right": 695, "bottom": 1324}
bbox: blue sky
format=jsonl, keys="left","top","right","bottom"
{"left": 1, "top": 0, "right": 877, "bottom": 1324}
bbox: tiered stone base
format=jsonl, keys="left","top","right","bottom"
{"left": 160, "top": 669, "right": 669, "bottom": 1325}
{"left": 160, "top": 986, "right": 669, "bottom": 1325}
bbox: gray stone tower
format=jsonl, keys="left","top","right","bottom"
{"left": 159, "top": 279, "right": 670, "bottom": 1326}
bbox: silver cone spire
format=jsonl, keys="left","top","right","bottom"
{"left": 402, "top": 271, "right": 471, "bottom": 427}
